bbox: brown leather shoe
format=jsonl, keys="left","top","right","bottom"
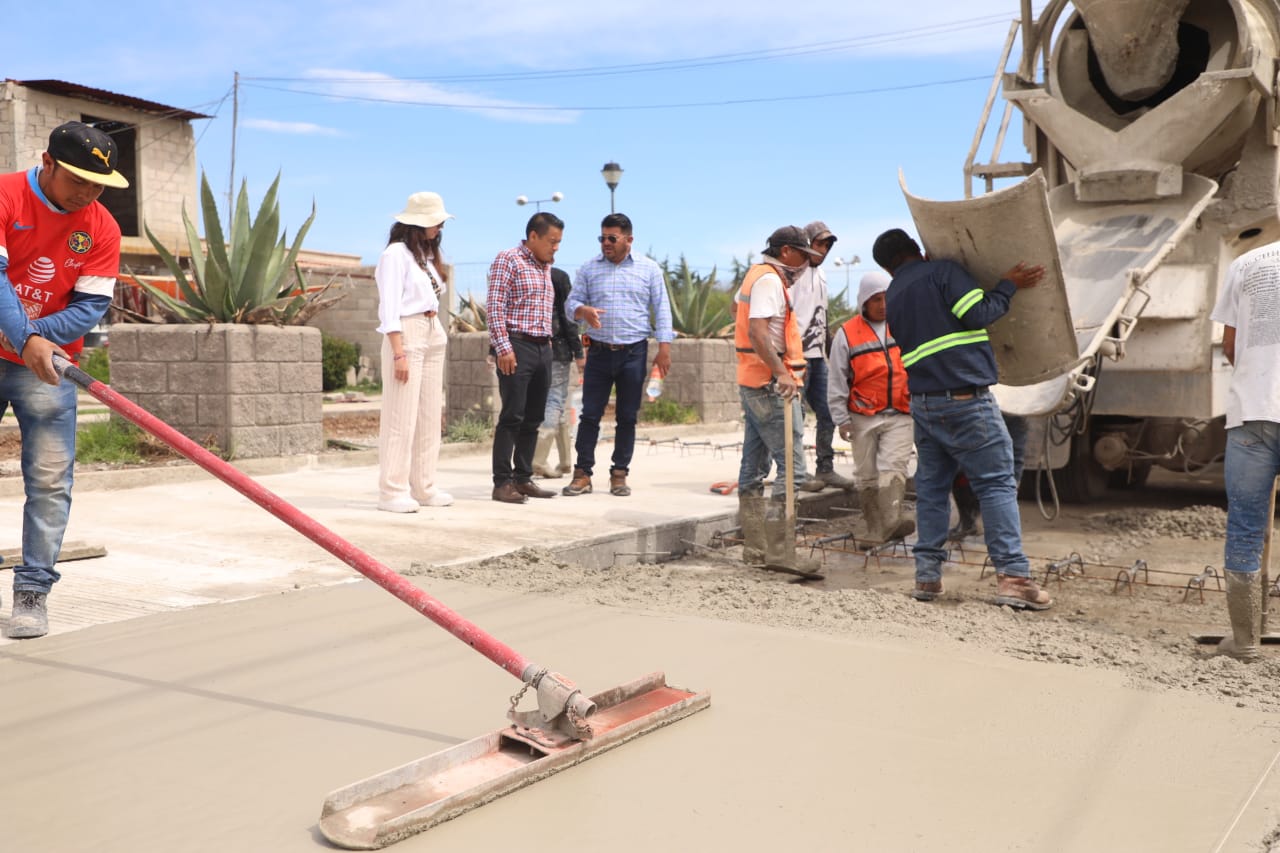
{"left": 562, "top": 468, "right": 593, "bottom": 496}
{"left": 515, "top": 480, "right": 556, "bottom": 499}
{"left": 994, "top": 575, "right": 1052, "bottom": 611}
{"left": 492, "top": 482, "right": 528, "bottom": 504}
{"left": 911, "top": 581, "right": 943, "bottom": 601}
{"left": 609, "top": 469, "right": 631, "bottom": 497}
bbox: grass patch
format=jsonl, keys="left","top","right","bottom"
{"left": 76, "top": 419, "right": 148, "bottom": 464}
{"left": 445, "top": 413, "right": 493, "bottom": 444}
{"left": 79, "top": 347, "right": 110, "bottom": 384}
{"left": 76, "top": 419, "right": 187, "bottom": 465}
{"left": 641, "top": 398, "right": 699, "bottom": 425}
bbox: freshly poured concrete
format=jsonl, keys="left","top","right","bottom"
{"left": 1, "top": 435, "right": 1279, "bottom": 851}
{"left": 3, "top": 578, "right": 1279, "bottom": 852}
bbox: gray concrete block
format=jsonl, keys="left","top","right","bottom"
{"left": 227, "top": 362, "right": 280, "bottom": 393}
{"left": 170, "top": 362, "right": 227, "bottom": 394}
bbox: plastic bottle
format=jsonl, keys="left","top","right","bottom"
{"left": 569, "top": 377, "right": 584, "bottom": 438}
{"left": 645, "top": 365, "right": 664, "bottom": 401}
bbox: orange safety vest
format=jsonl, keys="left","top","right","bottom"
{"left": 841, "top": 314, "right": 910, "bottom": 415}
{"left": 734, "top": 263, "right": 807, "bottom": 388}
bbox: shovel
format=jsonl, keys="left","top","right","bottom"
{"left": 51, "top": 355, "right": 709, "bottom": 848}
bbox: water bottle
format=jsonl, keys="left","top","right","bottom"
{"left": 646, "top": 365, "right": 664, "bottom": 401}
{"left": 569, "top": 378, "right": 584, "bottom": 438}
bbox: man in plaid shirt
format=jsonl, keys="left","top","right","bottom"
{"left": 487, "top": 212, "right": 564, "bottom": 504}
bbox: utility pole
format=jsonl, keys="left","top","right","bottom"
{"left": 228, "top": 71, "right": 239, "bottom": 232}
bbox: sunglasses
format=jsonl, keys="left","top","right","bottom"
{"left": 598, "top": 234, "right": 621, "bottom": 244}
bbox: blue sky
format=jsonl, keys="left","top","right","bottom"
{"left": 6, "top": 1, "right": 1040, "bottom": 300}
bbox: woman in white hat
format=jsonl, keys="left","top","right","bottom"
{"left": 375, "top": 191, "right": 455, "bottom": 512}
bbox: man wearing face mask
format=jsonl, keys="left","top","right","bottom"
{"left": 734, "top": 226, "right": 822, "bottom": 572}
{"left": 790, "top": 220, "right": 855, "bottom": 492}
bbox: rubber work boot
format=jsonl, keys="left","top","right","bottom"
{"left": 857, "top": 486, "right": 885, "bottom": 544}
{"left": 8, "top": 590, "right": 48, "bottom": 639}
{"left": 738, "top": 493, "right": 767, "bottom": 566}
{"left": 532, "top": 429, "right": 558, "bottom": 478}
{"left": 555, "top": 422, "right": 573, "bottom": 475}
{"left": 948, "top": 478, "right": 980, "bottom": 540}
{"left": 762, "top": 499, "right": 822, "bottom": 573}
{"left": 562, "top": 468, "right": 593, "bottom": 496}
{"left": 609, "top": 468, "right": 631, "bottom": 497}
{"left": 994, "top": 575, "right": 1052, "bottom": 611}
{"left": 880, "top": 476, "right": 916, "bottom": 541}
{"left": 1217, "top": 570, "right": 1262, "bottom": 663}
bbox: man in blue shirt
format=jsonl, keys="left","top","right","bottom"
{"left": 564, "top": 213, "right": 674, "bottom": 497}
{"left": 873, "top": 227, "right": 1051, "bottom": 611}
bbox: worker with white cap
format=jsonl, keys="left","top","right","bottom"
{"left": 827, "top": 271, "right": 915, "bottom": 543}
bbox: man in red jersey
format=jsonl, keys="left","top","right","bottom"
{"left": 0, "top": 121, "right": 125, "bottom": 638}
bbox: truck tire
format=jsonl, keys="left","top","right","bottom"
{"left": 1052, "top": 431, "right": 1111, "bottom": 503}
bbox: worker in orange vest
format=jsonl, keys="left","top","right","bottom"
{"left": 827, "top": 271, "right": 915, "bottom": 544}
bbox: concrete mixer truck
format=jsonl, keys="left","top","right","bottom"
{"left": 903, "top": 0, "right": 1280, "bottom": 501}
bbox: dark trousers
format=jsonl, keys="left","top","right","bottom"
{"left": 493, "top": 338, "right": 552, "bottom": 486}
{"left": 575, "top": 340, "right": 648, "bottom": 476}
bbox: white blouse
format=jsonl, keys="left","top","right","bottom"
{"left": 375, "top": 242, "right": 443, "bottom": 334}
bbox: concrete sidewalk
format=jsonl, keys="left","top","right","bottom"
{"left": 1, "top": 430, "right": 1279, "bottom": 852}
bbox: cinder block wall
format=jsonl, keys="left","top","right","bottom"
{"left": 108, "top": 325, "right": 323, "bottom": 458}
{"left": 446, "top": 332, "right": 499, "bottom": 427}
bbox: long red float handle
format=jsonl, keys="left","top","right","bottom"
{"left": 55, "top": 356, "right": 535, "bottom": 682}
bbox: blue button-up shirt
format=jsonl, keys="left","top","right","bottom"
{"left": 567, "top": 252, "right": 674, "bottom": 345}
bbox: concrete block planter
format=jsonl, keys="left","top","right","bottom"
{"left": 107, "top": 324, "right": 324, "bottom": 459}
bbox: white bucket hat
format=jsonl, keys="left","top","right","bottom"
{"left": 394, "top": 192, "right": 455, "bottom": 228}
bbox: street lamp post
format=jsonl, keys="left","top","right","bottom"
{"left": 600, "top": 161, "right": 623, "bottom": 213}
{"left": 830, "top": 255, "right": 862, "bottom": 292}
{"left": 515, "top": 192, "right": 564, "bottom": 213}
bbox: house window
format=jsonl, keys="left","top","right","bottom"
{"left": 82, "top": 115, "right": 139, "bottom": 237}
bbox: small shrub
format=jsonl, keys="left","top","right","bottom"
{"left": 79, "top": 347, "right": 110, "bottom": 384}
{"left": 321, "top": 333, "right": 360, "bottom": 392}
{"left": 445, "top": 413, "right": 493, "bottom": 443}
{"left": 641, "top": 398, "right": 698, "bottom": 425}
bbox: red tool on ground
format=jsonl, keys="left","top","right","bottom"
{"left": 709, "top": 480, "right": 737, "bottom": 495}
{"left": 52, "top": 355, "right": 709, "bottom": 848}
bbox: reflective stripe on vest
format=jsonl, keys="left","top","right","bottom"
{"left": 840, "top": 315, "right": 910, "bottom": 415}
{"left": 733, "top": 264, "right": 806, "bottom": 387}
{"left": 951, "top": 288, "right": 985, "bottom": 319}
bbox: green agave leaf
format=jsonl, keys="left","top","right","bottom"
{"left": 228, "top": 179, "right": 253, "bottom": 294}
{"left": 199, "top": 174, "right": 230, "bottom": 275}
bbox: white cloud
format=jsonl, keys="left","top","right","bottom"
{"left": 242, "top": 118, "right": 342, "bottom": 136}
{"left": 298, "top": 69, "right": 581, "bottom": 125}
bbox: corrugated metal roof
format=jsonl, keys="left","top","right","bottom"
{"left": 10, "top": 79, "right": 211, "bottom": 121}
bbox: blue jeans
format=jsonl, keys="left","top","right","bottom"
{"left": 575, "top": 341, "right": 647, "bottom": 476}
{"left": 541, "top": 359, "right": 571, "bottom": 428}
{"left": 1223, "top": 422, "right": 1280, "bottom": 574}
{"left": 0, "top": 361, "right": 77, "bottom": 593}
{"left": 803, "top": 357, "right": 836, "bottom": 473}
{"left": 738, "top": 385, "right": 808, "bottom": 498}
{"left": 911, "top": 390, "right": 1029, "bottom": 582}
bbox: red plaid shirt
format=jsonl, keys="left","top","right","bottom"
{"left": 487, "top": 242, "right": 553, "bottom": 356}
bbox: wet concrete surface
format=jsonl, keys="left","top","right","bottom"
{"left": 0, "top": 434, "right": 1278, "bottom": 852}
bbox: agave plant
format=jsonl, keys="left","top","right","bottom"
{"left": 451, "top": 293, "right": 489, "bottom": 332}
{"left": 663, "top": 256, "right": 733, "bottom": 338}
{"left": 137, "top": 172, "right": 340, "bottom": 325}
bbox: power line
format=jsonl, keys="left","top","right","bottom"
{"left": 243, "top": 74, "right": 991, "bottom": 113}
{"left": 243, "top": 10, "right": 1030, "bottom": 85}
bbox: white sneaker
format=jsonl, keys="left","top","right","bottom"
{"left": 377, "top": 496, "right": 419, "bottom": 513}
{"left": 422, "top": 491, "right": 454, "bottom": 508}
